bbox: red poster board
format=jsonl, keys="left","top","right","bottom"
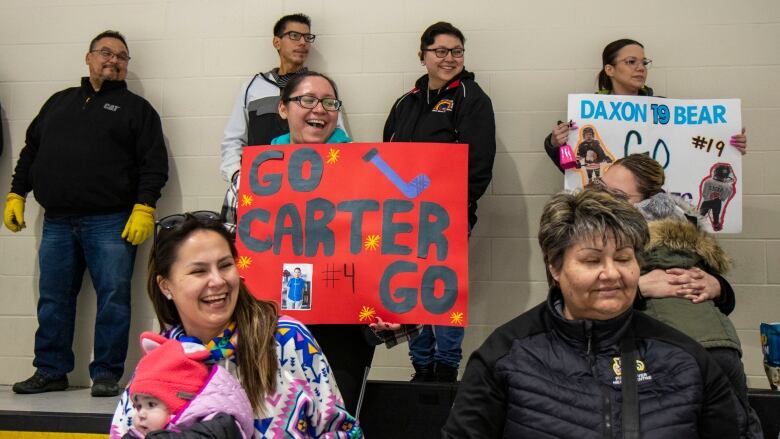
{"left": 235, "top": 142, "right": 468, "bottom": 325}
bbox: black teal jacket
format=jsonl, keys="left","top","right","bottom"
{"left": 383, "top": 69, "right": 495, "bottom": 229}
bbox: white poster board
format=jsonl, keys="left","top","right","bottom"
{"left": 564, "top": 94, "right": 742, "bottom": 233}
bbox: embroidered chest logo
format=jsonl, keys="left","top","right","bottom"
{"left": 611, "top": 357, "right": 652, "bottom": 385}
{"left": 432, "top": 99, "right": 454, "bottom": 113}
{"left": 103, "top": 103, "right": 121, "bottom": 112}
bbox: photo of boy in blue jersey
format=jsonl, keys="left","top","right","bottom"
{"left": 281, "top": 264, "right": 312, "bottom": 310}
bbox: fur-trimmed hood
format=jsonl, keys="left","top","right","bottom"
{"left": 636, "top": 192, "right": 730, "bottom": 274}
{"left": 645, "top": 217, "right": 731, "bottom": 275}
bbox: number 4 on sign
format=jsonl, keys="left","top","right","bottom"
{"left": 344, "top": 263, "right": 355, "bottom": 294}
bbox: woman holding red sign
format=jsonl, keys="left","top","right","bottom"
{"left": 272, "top": 71, "right": 420, "bottom": 415}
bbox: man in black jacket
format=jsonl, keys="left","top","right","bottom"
{"left": 3, "top": 30, "right": 168, "bottom": 397}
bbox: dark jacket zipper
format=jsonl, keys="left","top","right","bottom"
{"left": 586, "top": 322, "right": 613, "bottom": 438}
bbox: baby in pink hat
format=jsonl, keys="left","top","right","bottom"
{"left": 124, "top": 332, "right": 254, "bottom": 438}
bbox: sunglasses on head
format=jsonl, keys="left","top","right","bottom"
{"left": 157, "top": 210, "right": 220, "bottom": 229}
{"left": 154, "top": 210, "right": 222, "bottom": 247}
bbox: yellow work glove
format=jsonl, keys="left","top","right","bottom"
{"left": 121, "top": 203, "right": 155, "bottom": 245}
{"left": 3, "top": 193, "right": 26, "bottom": 232}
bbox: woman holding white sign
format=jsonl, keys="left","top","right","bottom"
{"left": 543, "top": 38, "right": 747, "bottom": 164}
{"left": 598, "top": 154, "right": 762, "bottom": 438}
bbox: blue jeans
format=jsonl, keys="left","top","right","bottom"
{"left": 409, "top": 325, "right": 464, "bottom": 369}
{"left": 33, "top": 212, "right": 136, "bottom": 381}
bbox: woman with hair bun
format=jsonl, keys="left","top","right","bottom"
{"left": 543, "top": 38, "right": 747, "bottom": 167}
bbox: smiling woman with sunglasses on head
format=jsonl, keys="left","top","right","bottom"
{"left": 109, "top": 211, "right": 362, "bottom": 438}
{"left": 544, "top": 38, "right": 747, "bottom": 165}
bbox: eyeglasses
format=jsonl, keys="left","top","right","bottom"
{"left": 279, "top": 31, "right": 316, "bottom": 43}
{"left": 615, "top": 57, "right": 652, "bottom": 69}
{"left": 422, "top": 47, "right": 465, "bottom": 59}
{"left": 154, "top": 211, "right": 221, "bottom": 247}
{"left": 285, "top": 95, "right": 342, "bottom": 111}
{"left": 90, "top": 48, "right": 131, "bottom": 62}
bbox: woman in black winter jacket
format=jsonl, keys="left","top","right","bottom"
{"left": 443, "top": 189, "right": 745, "bottom": 439}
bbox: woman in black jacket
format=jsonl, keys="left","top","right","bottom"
{"left": 443, "top": 189, "right": 745, "bottom": 438}
{"left": 383, "top": 21, "right": 496, "bottom": 382}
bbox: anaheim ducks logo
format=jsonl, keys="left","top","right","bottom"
{"left": 432, "top": 99, "right": 454, "bottom": 113}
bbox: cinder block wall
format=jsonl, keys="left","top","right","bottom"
{"left": 1, "top": 0, "right": 778, "bottom": 389}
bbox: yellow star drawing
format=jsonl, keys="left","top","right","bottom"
{"left": 326, "top": 147, "right": 340, "bottom": 164}
{"left": 364, "top": 234, "right": 381, "bottom": 251}
{"left": 358, "top": 306, "right": 376, "bottom": 322}
{"left": 449, "top": 312, "right": 464, "bottom": 325}
{"left": 237, "top": 255, "right": 252, "bottom": 270}
{"left": 241, "top": 194, "right": 253, "bottom": 206}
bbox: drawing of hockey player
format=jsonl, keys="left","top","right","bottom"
{"left": 575, "top": 125, "right": 614, "bottom": 183}
{"left": 697, "top": 163, "right": 737, "bottom": 231}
